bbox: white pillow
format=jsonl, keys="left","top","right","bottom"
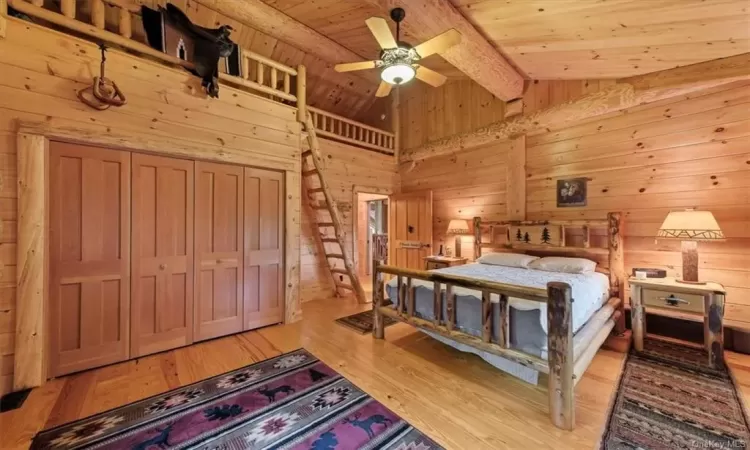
{"left": 477, "top": 252, "right": 539, "bottom": 269}
{"left": 528, "top": 256, "right": 597, "bottom": 274}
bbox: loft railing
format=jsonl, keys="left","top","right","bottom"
{"left": 309, "top": 107, "right": 395, "bottom": 155}
{"left": 1, "top": 0, "right": 395, "bottom": 155}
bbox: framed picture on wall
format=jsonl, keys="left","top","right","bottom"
{"left": 557, "top": 178, "right": 587, "bottom": 207}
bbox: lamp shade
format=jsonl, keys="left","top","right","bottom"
{"left": 446, "top": 219, "right": 471, "bottom": 235}
{"left": 656, "top": 210, "right": 724, "bottom": 241}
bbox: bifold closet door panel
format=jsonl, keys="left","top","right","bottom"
{"left": 131, "top": 154, "right": 194, "bottom": 357}
{"left": 194, "top": 161, "right": 244, "bottom": 342}
{"left": 48, "top": 142, "right": 130, "bottom": 377}
{"left": 243, "top": 168, "right": 284, "bottom": 329}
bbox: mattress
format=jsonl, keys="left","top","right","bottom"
{"left": 383, "top": 263, "right": 610, "bottom": 383}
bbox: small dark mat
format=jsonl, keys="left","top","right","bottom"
{"left": 600, "top": 338, "right": 750, "bottom": 449}
{"left": 335, "top": 306, "right": 397, "bottom": 334}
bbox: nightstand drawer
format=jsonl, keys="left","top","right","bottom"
{"left": 426, "top": 261, "right": 448, "bottom": 270}
{"left": 642, "top": 289, "right": 704, "bottom": 314}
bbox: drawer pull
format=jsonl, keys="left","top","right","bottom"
{"left": 659, "top": 296, "right": 689, "bottom": 307}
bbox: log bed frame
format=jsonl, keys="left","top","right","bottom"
{"left": 372, "top": 212, "right": 625, "bottom": 430}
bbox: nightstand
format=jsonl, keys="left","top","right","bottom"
{"left": 424, "top": 255, "right": 468, "bottom": 270}
{"left": 629, "top": 277, "right": 726, "bottom": 367}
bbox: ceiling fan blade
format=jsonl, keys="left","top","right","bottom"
{"left": 366, "top": 17, "right": 398, "bottom": 49}
{"left": 375, "top": 81, "right": 393, "bottom": 98}
{"left": 415, "top": 66, "right": 448, "bottom": 88}
{"left": 414, "top": 29, "right": 462, "bottom": 58}
{"left": 334, "top": 61, "right": 379, "bottom": 72}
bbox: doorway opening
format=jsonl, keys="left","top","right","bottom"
{"left": 355, "top": 193, "right": 388, "bottom": 297}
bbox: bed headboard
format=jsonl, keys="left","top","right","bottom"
{"left": 472, "top": 213, "right": 625, "bottom": 299}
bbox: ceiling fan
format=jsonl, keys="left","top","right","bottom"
{"left": 334, "top": 8, "right": 462, "bottom": 97}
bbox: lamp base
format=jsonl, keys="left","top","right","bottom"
{"left": 680, "top": 240, "right": 700, "bottom": 284}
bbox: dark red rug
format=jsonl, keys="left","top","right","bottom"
{"left": 31, "top": 350, "right": 442, "bottom": 449}
{"left": 600, "top": 338, "right": 750, "bottom": 449}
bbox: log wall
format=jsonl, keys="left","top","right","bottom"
{"left": 400, "top": 81, "right": 750, "bottom": 329}
{"left": 0, "top": 19, "right": 302, "bottom": 396}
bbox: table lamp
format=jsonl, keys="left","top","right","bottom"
{"left": 656, "top": 209, "right": 724, "bottom": 284}
{"left": 447, "top": 219, "right": 471, "bottom": 258}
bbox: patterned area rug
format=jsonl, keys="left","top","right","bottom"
{"left": 601, "top": 338, "right": 750, "bottom": 449}
{"left": 32, "top": 350, "right": 442, "bottom": 449}
{"left": 335, "top": 307, "right": 396, "bottom": 334}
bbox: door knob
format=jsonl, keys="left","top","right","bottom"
{"left": 159, "top": 263, "right": 166, "bottom": 270}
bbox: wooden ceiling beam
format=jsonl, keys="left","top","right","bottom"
{"left": 192, "top": 0, "right": 378, "bottom": 83}
{"left": 401, "top": 53, "right": 750, "bottom": 163}
{"left": 362, "top": 0, "right": 524, "bottom": 101}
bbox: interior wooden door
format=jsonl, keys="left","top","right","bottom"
{"left": 194, "top": 161, "right": 244, "bottom": 342}
{"left": 243, "top": 167, "right": 284, "bottom": 329}
{"left": 389, "top": 191, "right": 433, "bottom": 270}
{"left": 48, "top": 142, "right": 130, "bottom": 377}
{"left": 131, "top": 153, "right": 194, "bottom": 357}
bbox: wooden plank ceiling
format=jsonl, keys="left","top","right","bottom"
{"left": 260, "top": 0, "right": 749, "bottom": 82}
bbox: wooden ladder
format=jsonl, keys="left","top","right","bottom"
{"left": 301, "top": 114, "right": 367, "bottom": 303}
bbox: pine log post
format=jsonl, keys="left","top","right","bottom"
{"left": 705, "top": 293, "right": 725, "bottom": 368}
{"left": 607, "top": 212, "right": 626, "bottom": 334}
{"left": 397, "top": 275, "right": 405, "bottom": 314}
{"left": 446, "top": 284, "right": 455, "bottom": 331}
{"left": 473, "top": 216, "right": 482, "bottom": 258}
{"left": 630, "top": 284, "right": 645, "bottom": 352}
{"left": 433, "top": 281, "right": 442, "bottom": 326}
{"left": 547, "top": 282, "right": 574, "bottom": 430}
{"left": 392, "top": 88, "right": 400, "bottom": 158}
{"left": 373, "top": 259, "right": 385, "bottom": 339}
{"left": 498, "top": 294, "right": 509, "bottom": 347}
{"left": 481, "top": 290, "right": 492, "bottom": 342}
{"left": 296, "top": 64, "right": 307, "bottom": 123}
{"left": 118, "top": 7, "right": 131, "bottom": 39}
{"left": 61, "top": 0, "right": 75, "bottom": 18}
{"left": 91, "top": 0, "right": 105, "bottom": 29}
{"left": 406, "top": 278, "right": 415, "bottom": 317}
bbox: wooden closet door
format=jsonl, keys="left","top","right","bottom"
{"left": 131, "top": 154, "right": 194, "bottom": 357}
{"left": 243, "top": 168, "right": 284, "bottom": 329}
{"left": 194, "top": 161, "right": 244, "bottom": 341}
{"left": 48, "top": 142, "right": 130, "bottom": 377}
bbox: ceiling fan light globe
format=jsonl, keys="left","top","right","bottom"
{"left": 381, "top": 63, "right": 415, "bottom": 85}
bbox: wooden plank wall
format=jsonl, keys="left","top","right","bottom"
{"left": 527, "top": 81, "right": 750, "bottom": 328}
{"left": 0, "top": 20, "right": 301, "bottom": 396}
{"left": 399, "top": 79, "right": 750, "bottom": 329}
{"left": 396, "top": 79, "right": 615, "bottom": 151}
{"left": 301, "top": 140, "right": 399, "bottom": 302}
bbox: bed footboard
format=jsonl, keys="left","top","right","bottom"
{"left": 372, "top": 260, "right": 621, "bottom": 431}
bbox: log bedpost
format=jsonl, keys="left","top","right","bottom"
{"left": 631, "top": 284, "right": 645, "bottom": 352}
{"left": 498, "top": 294, "right": 509, "bottom": 348}
{"left": 481, "top": 290, "right": 492, "bottom": 342}
{"left": 373, "top": 259, "right": 385, "bottom": 339}
{"left": 433, "top": 281, "right": 442, "bottom": 326}
{"left": 296, "top": 64, "right": 307, "bottom": 123}
{"left": 706, "top": 292, "right": 725, "bottom": 368}
{"left": 473, "top": 216, "right": 481, "bottom": 260}
{"left": 446, "top": 284, "right": 455, "bottom": 331}
{"left": 547, "top": 282, "right": 574, "bottom": 431}
{"left": 607, "top": 212, "right": 626, "bottom": 333}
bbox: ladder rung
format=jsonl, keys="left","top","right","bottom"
{"left": 302, "top": 169, "right": 318, "bottom": 177}
{"left": 301, "top": 150, "right": 313, "bottom": 158}
{"left": 308, "top": 188, "right": 324, "bottom": 194}
{"left": 336, "top": 283, "right": 354, "bottom": 291}
{"left": 320, "top": 238, "right": 339, "bottom": 243}
{"left": 330, "top": 268, "right": 348, "bottom": 275}
{"left": 318, "top": 222, "right": 334, "bottom": 227}
{"left": 326, "top": 254, "right": 344, "bottom": 259}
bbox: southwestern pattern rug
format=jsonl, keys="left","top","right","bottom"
{"left": 600, "top": 338, "right": 750, "bottom": 449}
{"left": 31, "top": 350, "right": 442, "bottom": 450}
{"left": 335, "top": 307, "right": 396, "bottom": 335}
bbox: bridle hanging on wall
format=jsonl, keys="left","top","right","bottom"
{"left": 77, "top": 44, "right": 127, "bottom": 110}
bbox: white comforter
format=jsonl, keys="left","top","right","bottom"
{"left": 386, "top": 263, "right": 610, "bottom": 334}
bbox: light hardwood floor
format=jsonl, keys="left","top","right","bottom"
{"left": 2, "top": 297, "right": 749, "bottom": 449}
